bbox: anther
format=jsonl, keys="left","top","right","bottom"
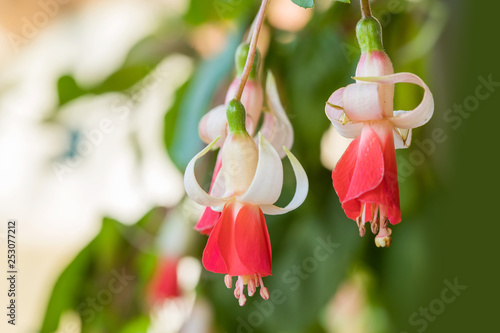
{"left": 356, "top": 216, "right": 366, "bottom": 237}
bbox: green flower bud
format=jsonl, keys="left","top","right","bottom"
{"left": 226, "top": 99, "right": 247, "bottom": 134}
{"left": 356, "top": 17, "right": 384, "bottom": 54}
{"left": 235, "top": 43, "right": 261, "bottom": 79}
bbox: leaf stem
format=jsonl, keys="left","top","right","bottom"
{"left": 235, "top": 0, "right": 270, "bottom": 101}
{"left": 360, "top": 0, "right": 372, "bottom": 18}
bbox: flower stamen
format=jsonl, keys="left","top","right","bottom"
{"left": 259, "top": 276, "right": 269, "bottom": 300}
{"left": 248, "top": 277, "right": 256, "bottom": 297}
{"left": 371, "top": 204, "right": 380, "bottom": 234}
{"left": 375, "top": 216, "right": 393, "bottom": 248}
{"left": 236, "top": 276, "right": 247, "bottom": 306}
{"left": 356, "top": 216, "right": 366, "bottom": 237}
{"left": 224, "top": 274, "right": 233, "bottom": 289}
{"left": 228, "top": 274, "right": 270, "bottom": 306}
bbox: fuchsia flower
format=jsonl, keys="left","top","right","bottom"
{"left": 147, "top": 257, "right": 181, "bottom": 305}
{"left": 195, "top": 72, "right": 294, "bottom": 235}
{"left": 185, "top": 98, "right": 307, "bottom": 306}
{"left": 325, "top": 17, "right": 434, "bottom": 247}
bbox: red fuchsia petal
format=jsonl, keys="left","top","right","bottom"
{"left": 380, "top": 128, "right": 401, "bottom": 224}
{"left": 195, "top": 207, "right": 221, "bottom": 235}
{"left": 332, "top": 136, "right": 360, "bottom": 203}
{"left": 358, "top": 122, "right": 401, "bottom": 224}
{"left": 147, "top": 258, "right": 181, "bottom": 304}
{"left": 332, "top": 137, "right": 363, "bottom": 220}
{"left": 202, "top": 203, "right": 233, "bottom": 274}
{"left": 195, "top": 154, "right": 223, "bottom": 234}
{"left": 234, "top": 205, "right": 272, "bottom": 277}
{"left": 343, "top": 125, "right": 385, "bottom": 203}
{"left": 213, "top": 203, "right": 254, "bottom": 276}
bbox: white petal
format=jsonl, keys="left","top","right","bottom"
{"left": 330, "top": 119, "right": 363, "bottom": 138}
{"left": 354, "top": 72, "right": 434, "bottom": 129}
{"left": 325, "top": 87, "right": 345, "bottom": 120}
{"left": 198, "top": 105, "right": 227, "bottom": 147}
{"left": 342, "top": 83, "right": 384, "bottom": 121}
{"left": 209, "top": 150, "right": 228, "bottom": 198}
{"left": 260, "top": 147, "right": 308, "bottom": 215}
{"left": 260, "top": 72, "right": 294, "bottom": 158}
{"left": 325, "top": 87, "right": 363, "bottom": 138}
{"left": 237, "top": 133, "right": 283, "bottom": 205}
{"left": 393, "top": 109, "right": 413, "bottom": 149}
{"left": 184, "top": 137, "right": 227, "bottom": 207}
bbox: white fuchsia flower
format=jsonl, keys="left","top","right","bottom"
{"left": 194, "top": 72, "right": 294, "bottom": 235}
{"left": 185, "top": 99, "right": 308, "bottom": 305}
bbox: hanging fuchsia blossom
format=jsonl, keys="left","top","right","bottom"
{"left": 195, "top": 43, "right": 263, "bottom": 235}
{"left": 185, "top": 99, "right": 308, "bottom": 306}
{"left": 325, "top": 16, "right": 434, "bottom": 247}
{"left": 195, "top": 71, "right": 294, "bottom": 235}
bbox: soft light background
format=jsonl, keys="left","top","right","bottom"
{"left": 0, "top": 0, "right": 497, "bottom": 332}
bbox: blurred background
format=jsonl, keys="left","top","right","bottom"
{"left": 0, "top": 0, "right": 498, "bottom": 332}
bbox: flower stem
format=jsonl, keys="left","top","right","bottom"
{"left": 360, "top": 0, "right": 372, "bottom": 18}
{"left": 245, "top": 15, "right": 258, "bottom": 43}
{"left": 235, "top": 0, "right": 270, "bottom": 101}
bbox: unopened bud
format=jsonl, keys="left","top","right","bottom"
{"left": 235, "top": 43, "right": 261, "bottom": 79}
{"left": 226, "top": 99, "right": 247, "bottom": 134}
{"left": 356, "top": 17, "right": 384, "bottom": 54}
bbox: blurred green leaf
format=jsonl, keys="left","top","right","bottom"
{"left": 91, "top": 66, "right": 153, "bottom": 94}
{"left": 185, "top": 0, "right": 255, "bottom": 24}
{"left": 40, "top": 208, "right": 167, "bottom": 333}
{"left": 119, "top": 315, "right": 150, "bottom": 333}
{"left": 291, "top": 0, "right": 315, "bottom": 8}
{"left": 39, "top": 240, "right": 91, "bottom": 332}
{"left": 57, "top": 75, "right": 88, "bottom": 106}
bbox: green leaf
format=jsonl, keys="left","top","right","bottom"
{"left": 335, "top": 0, "right": 350, "bottom": 3}
{"left": 40, "top": 208, "right": 167, "bottom": 333}
{"left": 91, "top": 66, "right": 153, "bottom": 94}
{"left": 185, "top": 0, "right": 255, "bottom": 24}
{"left": 57, "top": 75, "right": 88, "bottom": 107}
{"left": 291, "top": 0, "right": 315, "bottom": 9}
{"left": 39, "top": 241, "right": 91, "bottom": 332}
{"left": 119, "top": 315, "right": 150, "bottom": 333}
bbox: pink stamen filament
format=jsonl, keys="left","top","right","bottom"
{"left": 371, "top": 204, "right": 380, "bottom": 234}
{"left": 225, "top": 274, "right": 269, "bottom": 306}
